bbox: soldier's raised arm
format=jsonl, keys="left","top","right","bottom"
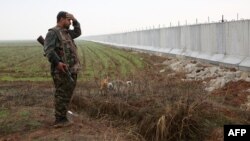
{"left": 67, "top": 13, "right": 81, "bottom": 39}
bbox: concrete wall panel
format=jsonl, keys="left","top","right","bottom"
{"left": 85, "top": 20, "right": 250, "bottom": 70}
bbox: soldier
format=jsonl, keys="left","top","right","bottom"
{"left": 44, "top": 11, "right": 81, "bottom": 128}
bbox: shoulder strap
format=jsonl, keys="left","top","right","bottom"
{"left": 49, "top": 27, "right": 64, "bottom": 42}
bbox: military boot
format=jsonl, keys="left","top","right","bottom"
{"left": 53, "top": 117, "right": 73, "bottom": 128}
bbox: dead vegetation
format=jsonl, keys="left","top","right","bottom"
{"left": 70, "top": 63, "right": 224, "bottom": 141}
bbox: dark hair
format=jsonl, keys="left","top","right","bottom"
{"left": 57, "top": 11, "right": 67, "bottom": 23}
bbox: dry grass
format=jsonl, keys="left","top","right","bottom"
{"left": 70, "top": 64, "right": 220, "bottom": 141}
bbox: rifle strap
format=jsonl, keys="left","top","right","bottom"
{"left": 49, "top": 27, "right": 64, "bottom": 43}
{"left": 48, "top": 27, "right": 67, "bottom": 63}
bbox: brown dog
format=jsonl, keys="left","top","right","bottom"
{"left": 100, "top": 76, "right": 109, "bottom": 94}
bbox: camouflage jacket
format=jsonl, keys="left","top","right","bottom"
{"left": 44, "top": 20, "right": 81, "bottom": 74}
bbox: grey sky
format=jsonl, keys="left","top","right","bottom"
{"left": 1, "top": 0, "right": 250, "bottom": 40}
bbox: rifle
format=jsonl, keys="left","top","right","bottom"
{"left": 37, "top": 35, "right": 74, "bottom": 83}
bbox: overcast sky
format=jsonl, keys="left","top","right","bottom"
{"left": 1, "top": 0, "right": 250, "bottom": 40}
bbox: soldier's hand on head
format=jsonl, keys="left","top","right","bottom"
{"left": 56, "top": 62, "right": 67, "bottom": 73}
{"left": 66, "top": 13, "right": 76, "bottom": 21}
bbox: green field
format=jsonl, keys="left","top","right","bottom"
{"left": 0, "top": 41, "right": 145, "bottom": 81}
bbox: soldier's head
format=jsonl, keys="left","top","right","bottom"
{"left": 57, "top": 11, "right": 71, "bottom": 29}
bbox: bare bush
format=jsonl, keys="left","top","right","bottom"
{"left": 71, "top": 65, "right": 214, "bottom": 141}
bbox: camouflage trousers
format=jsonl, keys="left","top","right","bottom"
{"left": 52, "top": 73, "right": 77, "bottom": 120}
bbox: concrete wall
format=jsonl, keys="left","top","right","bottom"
{"left": 84, "top": 20, "right": 250, "bottom": 70}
